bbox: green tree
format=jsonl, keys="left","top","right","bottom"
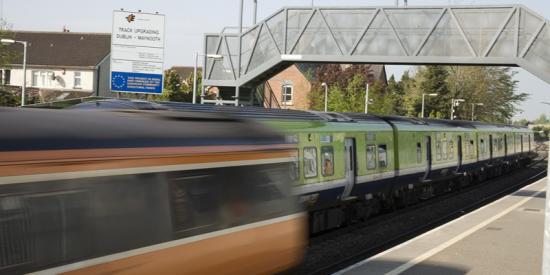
{"left": 0, "top": 21, "right": 18, "bottom": 107}
{"left": 446, "top": 66, "right": 527, "bottom": 122}
{"left": 533, "top": 114, "right": 550, "bottom": 125}
{"left": 161, "top": 69, "right": 189, "bottom": 102}
{"left": 327, "top": 74, "right": 366, "bottom": 113}
{"left": 185, "top": 70, "right": 202, "bottom": 103}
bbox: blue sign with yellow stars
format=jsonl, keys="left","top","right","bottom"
{"left": 111, "top": 71, "right": 163, "bottom": 94}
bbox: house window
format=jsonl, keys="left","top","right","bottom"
{"left": 282, "top": 85, "right": 293, "bottom": 105}
{"left": 366, "top": 144, "right": 376, "bottom": 170}
{"left": 303, "top": 147, "right": 318, "bottom": 178}
{"left": 321, "top": 146, "right": 334, "bottom": 176}
{"left": 32, "top": 70, "right": 54, "bottom": 87}
{"left": 32, "top": 71, "right": 39, "bottom": 87}
{"left": 378, "top": 144, "right": 388, "bottom": 168}
{"left": 74, "top": 72, "right": 82, "bottom": 89}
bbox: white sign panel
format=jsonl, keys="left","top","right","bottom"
{"left": 111, "top": 11, "right": 165, "bottom": 94}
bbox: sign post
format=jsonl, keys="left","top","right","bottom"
{"left": 110, "top": 10, "right": 165, "bottom": 94}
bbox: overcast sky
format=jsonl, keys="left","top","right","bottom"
{"left": 2, "top": 0, "right": 548, "bottom": 120}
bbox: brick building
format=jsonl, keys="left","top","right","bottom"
{"left": 265, "top": 64, "right": 387, "bottom": 110}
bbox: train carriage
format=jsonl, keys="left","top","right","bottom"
{"left": 0, "top": 107, "right": 306, "bottom": 274}
{"left": 42, "top": 99, "right": 536, "bottom": 235}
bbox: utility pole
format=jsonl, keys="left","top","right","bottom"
{"left": 365, "top": 84, "right": 370, "bottom": 114}
{"left": 321, "top": 82, "right": 328, "bottom": 112}
{"left": 236, "top": 0, "right": 244, "bottom": 106}
{"left": 451, "top": 98, "right": 465, "bottom": 120}
{"left": 253, "top": 0, "right": 257, "bottom": 25}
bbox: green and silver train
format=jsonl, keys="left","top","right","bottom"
{"left": 68, "top": 99, "right": 536, "bottom": 234}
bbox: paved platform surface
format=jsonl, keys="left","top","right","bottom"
{"left": 336, "top": 177, "right": 548, "bottom": 275}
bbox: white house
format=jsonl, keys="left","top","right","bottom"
{"left": 1, "top": 31, "right": 111, "bottom": 102}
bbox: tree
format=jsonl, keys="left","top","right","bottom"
{"left": 161, "top": 69, "right": 189, "bottom": 102}
{"left": 533, "top": 114, "right": 550, "bottom": 125}
{"left": 185, "top": 70, "right": 202, "bottom": 103}
{"left": 446, "top": 66, "right": 528, "bottom": 123}
{"left": 0, "top": 21, "right": 18, "bottom": 107}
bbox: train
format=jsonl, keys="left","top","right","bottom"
{"left": 64, "top": 99, "right": 536, "bottom": 235}
{"left": 0, "top": 107, "right": 306, "bottom": 274}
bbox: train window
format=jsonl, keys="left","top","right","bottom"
{"left": 378, "top": 144, "right": 388, "bottom": 168}
{"left": 416, "top": 143, "right": 422, "bottom": 163}
{"left": 367, "top": 145, "right": 376, "bottom": 170}
{"left": 320, "top": 135, "right": 333, "bottom": 143}
{"left": 470, "top": 140, "right": 475, "bottom": 158}
{"left": 0, "top": 196, "right": 32, "bottom": 269}
{"left": 366, "top": 133, "right": 376, "bottom": 142}
{"left": 442, "top": 140, "right": 448, "bottom": 160}
{"left": 435, "top": 140, "right": 441, "bottom": 160}
{"left": 321, "top": 146, "right": 334, "bottom": 176}
{"left": 289, "top": 150, "right": 300, "bottom": 181}
{"left": 285, "top": 134, "right": 299, "bottom": 144}
{"left": 449, "top": 140, "right": 454, "bottom": 160}
{"left": 303, "top": 147, "right": 318, "bottom": 178}
{"left": 480, "top": 139, "right": 485, "bottom": 155}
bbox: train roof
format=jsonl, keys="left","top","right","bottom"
{"left": 42, "top": 99, "right": 529, "bottom": 133}
{"left": 0, "top": 107, "right": 285, "bottom": 152}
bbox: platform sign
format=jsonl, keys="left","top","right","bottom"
{"left": 110, "top": 10, "right": 165, "bottom": 94}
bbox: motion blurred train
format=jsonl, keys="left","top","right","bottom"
{"left": 64, "top": 99, "right": 536, "bottom": 235}
{"left": 0, "top": 107, "right": 306, "bottom": 274}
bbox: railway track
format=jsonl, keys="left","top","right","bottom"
{"left": 297, "top": 153, "right": 548, "bottom": 275}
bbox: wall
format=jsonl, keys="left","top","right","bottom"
{"left": 266, "top": 65, "right": 311, "bottom": 110}
{"left": 3, "top": 67, "right": 95, "bottom": 92}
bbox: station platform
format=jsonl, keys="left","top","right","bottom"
{"left": 336, "top": 177, "right": 548, "bottom": 275}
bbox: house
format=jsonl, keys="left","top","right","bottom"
{"left": 265, "top": 64, "right": 387, "bottom": 110}
{"left": 0, "top": 31, "right": 111, "bottom": 102}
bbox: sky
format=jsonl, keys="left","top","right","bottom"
{"left": 1, "top": 0, "right": 549, "bottom": 120}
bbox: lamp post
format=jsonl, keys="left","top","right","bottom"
{"left": 194, "top": 53, "right": 223, "bottom": 104}
{"left": 471, "top": 103, "right": 484, "bottom": 121}
{"left": 321, "top": 82, "right": 328, "bottom": 112}
{"left": 365, "top": 83, "right": 370, "bottom": 114}
{"left": 1, "top": 39, "right": 27, "bottom": 106}
{"left": 421, "top": 93, "right": 438, "bottom": 118}
{"left": 451, "top": 98, "right": 465, "bottom": 120}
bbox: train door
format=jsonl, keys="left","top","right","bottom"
{"left": 424, "top": 136, "right": 432, "bottom": 179}
{"left": 457, "top": 135, "right": 463, "bottom": 171}
{"left": 489, "top": 135, "right": 494, "bottom": 160}
{"left": 341, "top": 138, "right": 356, "bottom": 200}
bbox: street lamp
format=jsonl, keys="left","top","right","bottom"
{"left": 194, "top": 53, "right": 223, "bottom": 104}
{"left": 451, "top": 98, "right": 465, "bottom": 120}
{"left": 321, "top": 82, "right": 328, "bottom": 112}
{"left": 421, "top": 93, "right": 438, "bottom": 118}
{"left": 471, "top": 103, "right": 484, "bottom": 121}
{"left": 541, "top": 101, "right": 550, "bottom": 106}
{"left": 1, "top": 38, "right": 27, "bottom": 106}
{"left": 365, "top": 83, "right": 371, "bottom": 114}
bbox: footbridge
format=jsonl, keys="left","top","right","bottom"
{"left": 202, "top": 5, "right": 549, "bottom": 105}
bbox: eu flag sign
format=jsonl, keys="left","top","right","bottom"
{"left": 110, "top": 11, "right": 165, "bottom": 94}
